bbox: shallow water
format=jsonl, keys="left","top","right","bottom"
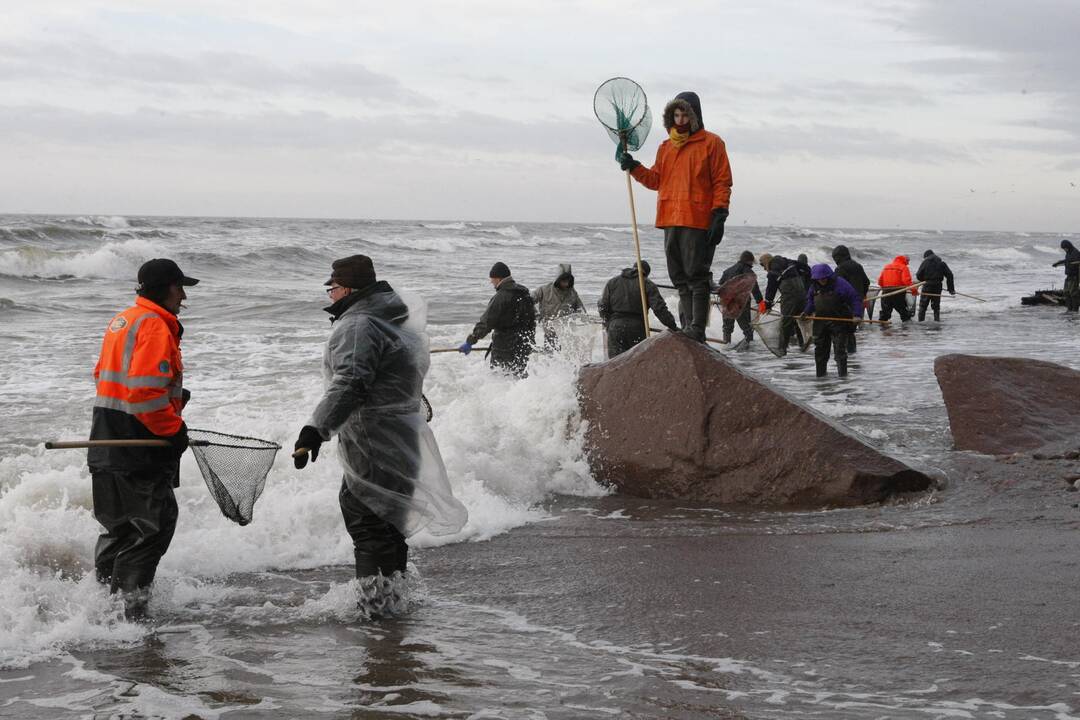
{"left": 1, "top": 214, "right": 1079, "bottom": 718}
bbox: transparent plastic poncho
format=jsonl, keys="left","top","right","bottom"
{"left": 308, "top": 287, "right": 468, "bottom": 538}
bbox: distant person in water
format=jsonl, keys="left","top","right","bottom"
{"left": 915, "top": 250, "right": 956, "bottom": 322}
{"left": 759, "top": 253, "right": 811, "bottom": 355}
{"left": 531, "top": 263, "right": 585, "bottom": 351}
{"left": 618, "top": 91, "right": 732, "bottom": 342}
{"left": 831, "top": 245, "right": 871, "bottom": 353}
{"left": 597, "top": 260, "right": 679, "bottom": 358}
{"left": 877, "top": 255, "right": 917, "bottom": 322}
{"left": 459, "top": 262, "right": 536, "bottom": 377}
{"left": 717, "top": 250, "right": 762, "bottom": 346}
{"left": 802, "top": 264, "right": 862, "bottom": 378}
{"left": 1052, "top": 239, "right": 1080, "bottom": 312}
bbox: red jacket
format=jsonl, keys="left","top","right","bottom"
{"left": 630, "top": 130, "right": 732, "bottom": 230}
{"left": 878, "top": 256, "right": 918, "bottom": 295}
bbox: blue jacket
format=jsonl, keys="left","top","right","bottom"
{"left": 805, "top": 275, "right": 863, "bottom": 318}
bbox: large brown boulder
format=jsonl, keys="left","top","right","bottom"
{"left": 578, "top": 332, "right": 932, "bottom": 507}
{"left": 934, "top": 354, "right": 1080, "bottom": 455}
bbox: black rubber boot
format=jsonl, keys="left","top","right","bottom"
{"left": 678, "top": 292, "right": 693, "bottom": 329}
{"left": 686, "top": 293, "right": 710, "bottom": 342}
{"left": 815, "top": 360, "right": 828, "bottom": 377}
{"left": 837, "top": 355, "right": 848, "bottom": 377}
{"left": 721, "top": 330, "right": 732, "bottom": 344}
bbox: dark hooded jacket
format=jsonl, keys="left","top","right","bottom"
{"left": 831, "top": 245, "right": 871, "bottom": 298}
{"left": 763, "top": 256, "right": 812, "bottom": 305}
{"left": 598, "top": 267, "right": 678, "bottom": 330}
{"left": 532, "top": 263, "right": 585, "bottom": 321}
{"left": 804, "top": 266, "right": 863, "bottom": 319}
{"left": 916, "top": 251, "right": 956, "bottom": 293}
{"left": 467, "top": 278, "right": 536, "bottom": 355}
{"left": 1053, "top": 240, "right": 1080, "bottom": 278}
{"left": 718, "top": 260, "right": 763, "bottom": 303}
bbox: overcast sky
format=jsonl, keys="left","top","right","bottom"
{"left": 2, "top": 0, "right": 1078, "bottom": 231}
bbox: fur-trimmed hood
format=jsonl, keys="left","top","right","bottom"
{"left": 663, "top": 92, "right": 703, "bottom": 133}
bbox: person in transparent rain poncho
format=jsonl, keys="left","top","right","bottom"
{"left": 294, "top": 255, "right": 468, "bottom": 584}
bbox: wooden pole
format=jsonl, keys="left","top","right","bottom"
{"left": 626, "top": 170, "right": 651, "bottom": 339}
{"left": 430, "top": 346, "right": 490, "bottom": 354}
{"left": 864, "top": 281, "right": 925, "bottom": 303}
{"left": 791, "top": 315, "right": 890, "bottom": 325}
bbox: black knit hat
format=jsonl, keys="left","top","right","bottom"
{"left": 924, "top": 249, "right": 934, "bottom": 258}
{"left": 325, "top": 254, "right": 376, "bottom": 288}
{"left": 489, "top": 262, "right": 511, "bottom": 279}
{"left": 739, "top": 250, "right": 755, "bottom": 264}
{"left": 138, "top": 258, "right": 199, "bottom": 289}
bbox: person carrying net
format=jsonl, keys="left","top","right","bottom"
{"left": 294, "top": 255, "right": 467, "bottom": 583}
{"left": 619, "top": 91, "right": 733, "bottom": 343}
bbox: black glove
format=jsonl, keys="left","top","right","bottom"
{"left": 181, "top": 388, "right": 191, "bottom": 409}
{"left": 619, "top": 152, "right": 641, "bottom": 172}
{"left": 706, "top": 207, "right": 729, "bottom": 246}
{"left": 293, "top": 425, "right": 324, "bottom": 469}
{"left": 169, "top": 422, "right": 189, "bottom": 456}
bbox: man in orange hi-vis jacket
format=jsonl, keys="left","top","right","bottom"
{"left": 877, "top": 255, "right": 918, "bottom": 322}
{"left": 88, "top": 258, "right": 197, "bottom": 618}
{"left": 619, "top": 91, "right": 733, "bottom": 343}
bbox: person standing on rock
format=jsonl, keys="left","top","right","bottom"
{"left": 877, "top": 255, "right": 917, "bottom": 322}
{"left": 915, "top": 249, "right": 956, "bottom": 322}
{"left": 1052, "top": 239, "right": 1080, "bottom": 312}
{"left": 717, "top": 251, "right": 762, "bottom": 346}
{"left": 831, "top": 245, "right": 871, "bottom": 354}
{"left": 759, "top": 253, "right": 811, "bottom": 356}
{"left": 531, "top": 263, "right": 585, "bottom": 351}
{"left": 459, "top": 262, "right": 536, "bottom": 377}
{"left": 618, "top": 91, "right": 732, "bottom": 343}
{"left": 802, "top": 264, "right": 862, "bottom": 378}
{"left": 598, "top": 260, "right": 680, "bottom": 358}
{"left": 295, "top": 255, "right": 468, "bottom": 585}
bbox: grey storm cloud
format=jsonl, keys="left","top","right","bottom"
{"left": 729, "top": 122, "right": 966, "bottom": 162}
{"left": 0, "top": 40, "right": 425, "bottom": 103}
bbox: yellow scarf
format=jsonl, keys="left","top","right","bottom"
{"left": 669, "top": 127, "right": 690, "bottom": 148}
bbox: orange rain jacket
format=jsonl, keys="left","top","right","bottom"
{"left": 630, "top": 130, "right": 732, "bottom": 230}
{"left": 878, "top": 256, "right": 918, "bottom": 295}
{"left": 88, "top": 296, "right": 185, "bottom": 472}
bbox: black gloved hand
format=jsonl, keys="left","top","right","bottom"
{"left": 169, "top": 422, "right": 189, "bottom": 456}
{"left": 706, "top": 207, "right": 729, "bottom": 246}
{"left": 181, "top": 388, "right": 191, "bottom": 409}
{"left": 619, "top": 152, "right": 641, "bottom": 172}
{"left": 293, "top": 425, "right": 324, "bottom": 469}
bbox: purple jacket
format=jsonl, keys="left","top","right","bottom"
{"left": 805, "top": 275, "right": 864, "bottom": 318}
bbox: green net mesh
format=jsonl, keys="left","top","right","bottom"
{"left": 593, "top": 77, "right": 653, "bottom": 160}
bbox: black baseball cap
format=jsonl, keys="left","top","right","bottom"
{"left": 137, "top": 258, "right": 199, "bottom": 289}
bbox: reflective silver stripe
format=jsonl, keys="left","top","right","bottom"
{"left": 97, "top": 370, "right": 172, "bottom": 388}
{"left": 120, "top": 313, "right": 158, "bottom": 374}
{"left": 94, "top": 394, "right": 173, "bottom": 415}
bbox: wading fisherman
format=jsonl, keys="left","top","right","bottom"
{"left": 877, "top": 255, "right": 917, "bottom": 322}
{"left": 759, "top": 253, "right": 811, "bottom": 356}
{"left": 459, "top": 262, "right": 536, "bottom": 377}
{"left": 915, "top": 249, "right": 956, "bottom": 322}
{"left": 295, "top": 255, "right": 467, "bottom": 583}
{"left": 89, "top": 258, "right": 196, "bottom": 619}
{"left": 1052, "top": 239, "right": 1080, "bottom": 312}
{"left": 597, "top": 260, "right": 679, "bottom": 358}
{"left": 532, "top": 263, "right": 585, "bottom": 351}
{"left": 619, "top": 91, "right": 732, "bottom": 342}
{"left": 717, "top": 250, "right": 762, "bottom": 346}
{"left": 831, "top": 245, "right": 871, "bottom": 353}
{"left": 802, "top": 264, "right": 862, "bottom": 378}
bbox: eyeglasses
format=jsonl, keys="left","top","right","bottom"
{"left": 325, "top": 286, "right": 344, "bottom": 295}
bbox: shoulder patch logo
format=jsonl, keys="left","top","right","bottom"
{"left": 108, "top": 316, "right": 128, "bottom": 333}
{"left": 158, "top": 360, "right": 171, "bottom": 374}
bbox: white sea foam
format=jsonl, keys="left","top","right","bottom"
{"left": 419, "top": 222, "right": 466, "bottom": 230}
{"left": 0, "top": 238, "right": 163, "bottom": 280}
{"left": 72, "top": 215, "right": 131, "bottom": 229}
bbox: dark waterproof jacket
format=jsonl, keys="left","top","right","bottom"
{"left": 805, "top": 275, "right": 863, "bottom": 319}
{"left": 1054, "top": 240, "right": 1080, "bottom": 278}
{"left": 719, "top": 260, "right": 763, "bottom": 303}
{"left": 763, "top": 256, "right": 811, "bottom": 305}
{"left": 916, "top": 253, "right": 956, "bottom": 293}
{"left": 467, "top": 278, "right": 536, "bottom": 355}
{"left": 831, "top": 245, "right": 871, "bottom": 298}
{"left": 598, "top": 268, "right": 678, "bottom": 330}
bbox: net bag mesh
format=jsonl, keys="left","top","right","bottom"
{"left": 188, "top": 428, "right": 281, "bottom": 526}
{"left": 593, "top": 77, "right": 653, "bottom": 159}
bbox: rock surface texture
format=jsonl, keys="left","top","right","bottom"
{"left": 934, "top": 353, "right": 1080, "bottom": 455}
{"left": 578, "top": 331, "right": 932, "bottom": 507}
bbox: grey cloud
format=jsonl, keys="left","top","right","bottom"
{"left": 0, "top": 41, "right": 426, "bottom": 104}
{"left": 728, "top": 122, "right": 967, "bottom": 162}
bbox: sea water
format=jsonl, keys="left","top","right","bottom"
{"left": 1, "top": 214, "right": 1078, "bottom": 718}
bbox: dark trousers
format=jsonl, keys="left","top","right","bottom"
{"left": 1065, "top": 276, "right": 1079, "bottom": 311}
{"left": 813, "top": 322, "right": 849, "bottom": 377}
{"left": 339, "top": 480, "right": 408, "bottom": 578}
{"left": 722, "top": 301, "right": 753, "bottom": 340}
{"left": 778, "top": 278, "right": 807, "bottom": 352}
{"left": 878, "top": 289, "right": 912, "bottom": 322}
{"left": 605, "top": 316, "right": 646, "bottom": 358}
{"left": 846, "top": 326, "right": 858, "bottom": 354}
{"left": 918, "top": 294, "right": 942, "bottom": 321}
{"left": 92, "top": 469, "right": 178, "bottom": 615}
{"left": 664, "top": 227, "right": 716, "bottom": 329}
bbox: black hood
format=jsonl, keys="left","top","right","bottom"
{"left": 1063, "top": 240, "right": 1077, "bottom": 252}
{"left": 832, "top": 245, "right": 851, "bottom": 263}
{"left": 676, "top": 91, "right": 703, "bottom": 129}
{"left": 663, "top": 93, "right": 704, "bottom": 133}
